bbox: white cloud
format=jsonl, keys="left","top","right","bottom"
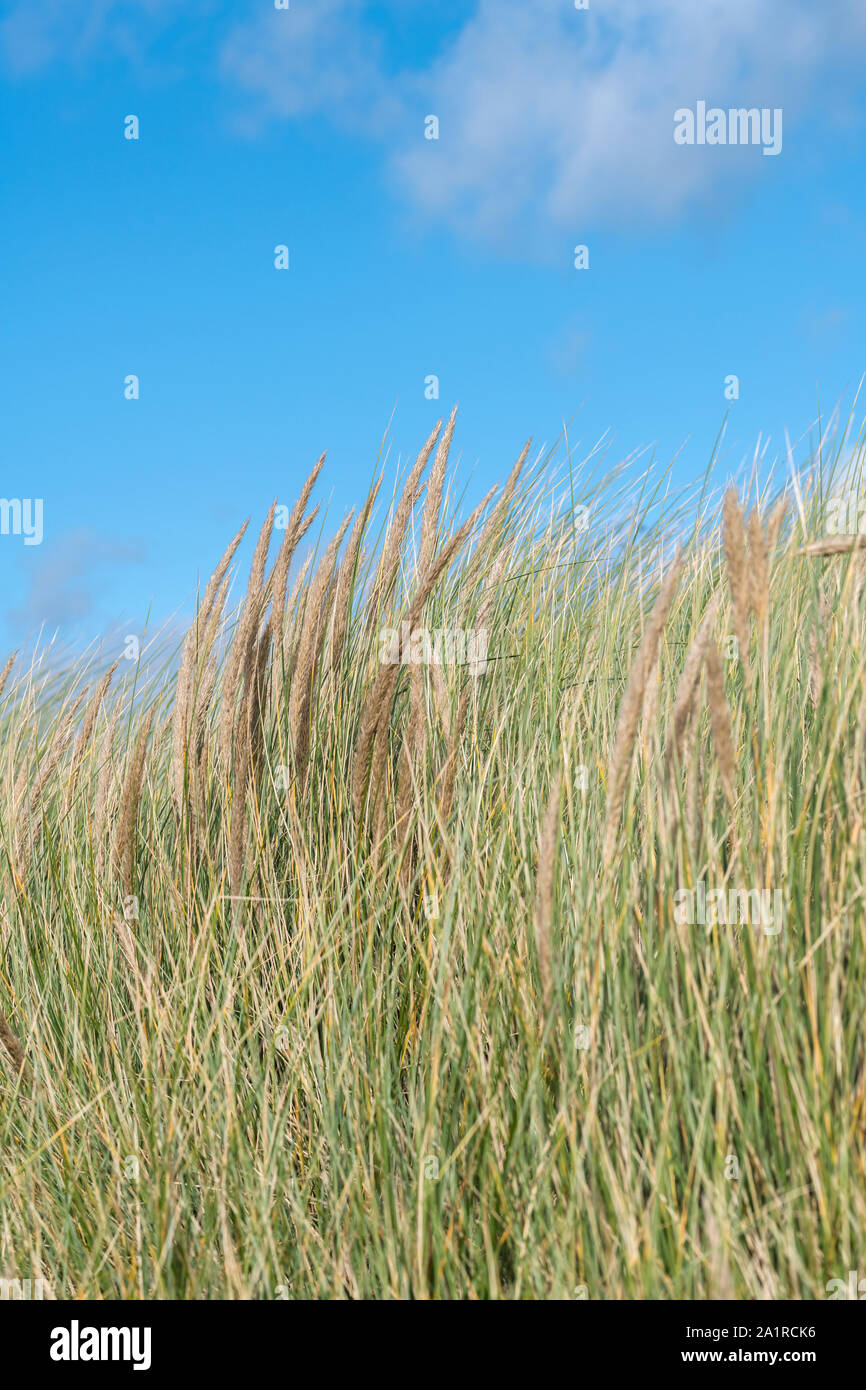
{"left": 5, "top": 0, "right": 866, "bottom": 249}
{"left": 0, "top": 0, "right": 183, "bottom": 74}
{"left": 391, "top": 0, "right": 866, "bottom": 246}
{"left": 8, "top": 530, "right": 145, "bottom": 632}
{"left": 220, "top": 0, "right": 402, "bottom": 136}
{"left": 218, "top": 0, "right": 866, "bottom": 250}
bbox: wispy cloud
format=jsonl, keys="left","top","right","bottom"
{"left": 0, "top": 0, "right": 184, "bottom": 75}
{"left": 6, "top": 1, "right": 866, "bottom": 248}
{"left": 220, "top": 0, "right": 866, "bottom": 249}
{"left": 9, "top": 530, "right": 145, "bottom": 633}
{"left": 220, "top": 0, "right": 402, "bottom": 135}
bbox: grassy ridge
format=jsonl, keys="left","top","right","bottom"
{"left": 1, "top": 414, "right": 864, "bottom": 1299}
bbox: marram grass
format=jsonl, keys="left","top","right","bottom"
{"left": 1, "top": 414, "right": 865, "bottom": 1300}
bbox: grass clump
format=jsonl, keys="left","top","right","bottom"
{"left": 1, "top": 410, "right": 865, "bottom": 1300}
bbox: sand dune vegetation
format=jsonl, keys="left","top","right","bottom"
{"left": 1, "top": 412, "right": 865, "bottom": 1299}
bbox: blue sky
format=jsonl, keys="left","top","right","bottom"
{"left": 1, "top": 0, "right": 864, "bottom": 651}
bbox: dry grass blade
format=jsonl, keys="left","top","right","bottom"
{"left": 0, "top": 1007, "right": 30, "bottom": 1086}
{"left": 418, "top": 405, "right": 457, "bottom": 578}
{"left": 602, "top": 551, "right": 683, "bottom": 866}
{"left": 436, "top": 687, "right": 470, "bottom": 826}
{"left": 401, "top": 409, "right": 472, "bottom": 841}
{"left": 289, "top": 512, "right": 353, "bottom": 793}
{"left": 66, "top": 661, "right": 119, "bottom": 810}
{"left": 800, "top": 535, "right": 866, "bottom": 557}
{"left": 534, "top": 769, "right": 563, "bottom": 1026}
{"left": 228, "top": 686, "right": 253, "bottom": 902}
{"left": 172, "top": 519, "right": 249, "bottom": 811}
{"left": 703, "top": 640, "right": 737, "bottom": 809}
{"left": 14, "top": 693, "right": 86, "bottom": 880}
{"left": 353, "top": 485, "right": 497, "bottom": 830}
{"left": 192, "top": 572, "right": 233, "bottom": 770}
{"left": 460, "top": 441, "right": 531, "bottom": 597}
{"left": 765, "top": 496, "right": 787, "bottom": 556}
{"left": 430, "top": 659, "right": 451, "bottom": 738}
{"left": 219, "top": 503, "right": 276, "bottom": 769}
{"left": 400, "top": 417, "right": 459, "bottom": 839}
{"left": 249, "top": 619, "right": 272, "bottom": 787}
{"left": 228, "top": 773, "right": 249, "bottom": 902}
{"left": 808, "top": 585, "right": 831, "bottom": 706}
{"left": 0, "top": 650, "right": 18, "bottom": 702}
{"left": 370, "top": 419, "right": 442, "bottom": 617}
{"left": 271, "top": 452, "right": 326, "bottom": 673}
{"left": 432, "top": 551, "right": 506, "bottom": 827}
{"left": 93, "top": 705, "right": 121, "bottom": 874}
{"left": 330, "top": 473, "right": 382, "bottom": 675}
{"left": 723, "top": 489, "right": 752, "bottom": 679}
{"left": 113, "top": 708, "right": 155, "bottom": 896}
{"left": 279, "top": 554, "right": 313, "bottom": 679}
{"left": 226, "top": 613, "right": 273, "bottom": 901}
{"left": 746, "top": 507, "right": 769, "bottom": 631}
{"left": 276, "top": 453, "right": 326, "bottom": 569}
{"left": 473, "top": 549, "right": 508, "bottom": 658}
{"left": 668, "top": 598, "right": 719, "bottom": 765}
{"left": 199, "top": 519, "right": 252, "bottom": 630}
